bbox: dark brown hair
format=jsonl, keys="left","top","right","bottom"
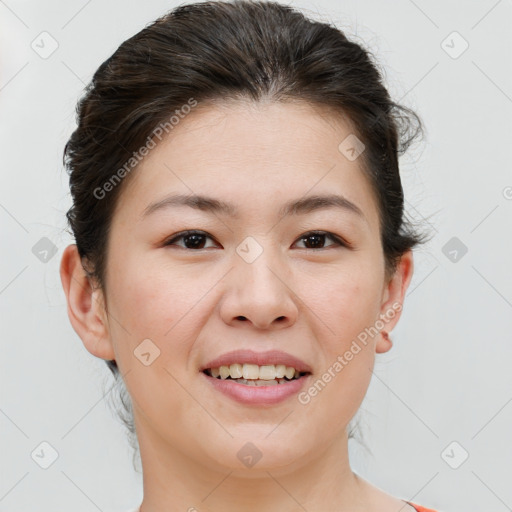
{"left": 63, "top": 0, "right": 431, "bottom": 466}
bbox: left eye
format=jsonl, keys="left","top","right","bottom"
{"left": 163, "top": 230, "right": 345, "bottom": 250}
{"left": 294, "top": 231, "right": 345, "bottom": 250}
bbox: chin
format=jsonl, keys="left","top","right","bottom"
{"left": 200, "top": 434, "right": 312, "bottom": 475}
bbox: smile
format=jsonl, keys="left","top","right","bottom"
{"left": 204, "top": 363, "right": 309, "bottom": 386}
{"left": 202, "top": 366, "right": 311, "bottom": 406}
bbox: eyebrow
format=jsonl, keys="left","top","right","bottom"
{"left": 141, "top": 193, "right": 367, "bottom": 223}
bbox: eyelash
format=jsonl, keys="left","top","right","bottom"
{"left": 162, "top": 230, "right": 348, "bottom": 251}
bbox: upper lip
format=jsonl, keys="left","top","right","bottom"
{"left": 201, "top": 349, "right": 313, "bottom": 373}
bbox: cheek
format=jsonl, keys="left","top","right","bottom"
{"left": 107, "top": 254, "right": 201, "bottom": 336}
{"left": 105, "top": 260, "right": 203, "bottom": 424}
{"left": 296, "top": 269, "right": 380, "bottom": 432}
{"left": 106, "top": 256, "right": 222, "bottom": 376}
{"left": 302, "top": 262, "right": 383, "bottom": 341}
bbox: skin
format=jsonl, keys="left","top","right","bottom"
{"left": 60, "top": 100, "right": 415, "bottom": 512}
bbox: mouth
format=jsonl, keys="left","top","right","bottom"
{"left": 202, "top": 363, "right": 311, "bottom": 386}
{"left": 200, "top": 349, "right": 313, "bottom": 405}
{"left": 201, "top": 361, "right": 312, "bottom": 406}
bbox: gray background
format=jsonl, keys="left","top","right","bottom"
{"left": 1, "top": 0, "right": 511, "bottom": 511}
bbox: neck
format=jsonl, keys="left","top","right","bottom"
{"left": 136, "top": 421, "right": 365, "bottom": 512}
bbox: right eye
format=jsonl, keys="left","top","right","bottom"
{"left": 163, "top": 230, "right": 219, "bottom": 250}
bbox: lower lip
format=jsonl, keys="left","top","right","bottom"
{"left": 201, "top": 371, "right": 310, "bottom": 406}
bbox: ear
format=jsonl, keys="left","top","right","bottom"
{"left": 59, "top": 244, "right": 115, "bottom": 360}
{"left": 375, "top": 249, "right": 414, "bottom": 354}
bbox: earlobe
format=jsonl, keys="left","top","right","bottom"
{"left": 375, "top": 330, "right": 392, "bottom": 354}
{"left": 375, "top": 250, "right": 414, "bottom": 354}
{"left": 59, "top": 244, "right": 116, "bottom": 361}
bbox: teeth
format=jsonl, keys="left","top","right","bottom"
{"left": 285, "top": 366, "right": 296, "bottom": 379}
{"left": 256, "top": 379, "right": 277, "bottom": 386}
{"left": 219, "top": 377, "right": 285, "bottom": 386}
{"left": 242, "top": 364, "right": 260, "bottom": 380}
{"left": 258, "top": 365, "right": 276, "bottom": 380}
{"left": 208, "top": 363, "right": 304, "bottom": 381}
{"left": 229, "top": 363, "right": 243, "bottom": 379}
{"left": 275, "top": 364, "right": 286, "bottom": 378}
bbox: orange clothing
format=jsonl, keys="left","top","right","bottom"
{"left": 408, "top": 502, "right": 439, "bottom": 512}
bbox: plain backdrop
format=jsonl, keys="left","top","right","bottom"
{"left": 1, "top": 1, "right": 511, "bottom": 511}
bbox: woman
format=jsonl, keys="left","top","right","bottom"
{"left": 59, "top": 1, "right": 438, "bottom": 510}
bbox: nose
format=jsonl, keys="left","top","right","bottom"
{"left": 219, "top": 247, "right": 299, "bottom": 330}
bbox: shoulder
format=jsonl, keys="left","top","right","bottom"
{"left": 353, "top": 474, "right": 434, "bottom": 512}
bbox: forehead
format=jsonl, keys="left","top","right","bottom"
{"left": 114, "top": 100, "right": 380, "bottom": 232}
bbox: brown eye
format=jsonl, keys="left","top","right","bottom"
{"left": 164, "top": 231, "right": 218, "bottom": 250}
{"left": 163, "top": 230, "right": 347, "bottom": 251}
{"left": 294, "top": 231, "right": 346, "bottom": 250}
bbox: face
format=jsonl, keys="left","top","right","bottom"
{"left": 62, "top": 100, "right": 413, "bottom": 476}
